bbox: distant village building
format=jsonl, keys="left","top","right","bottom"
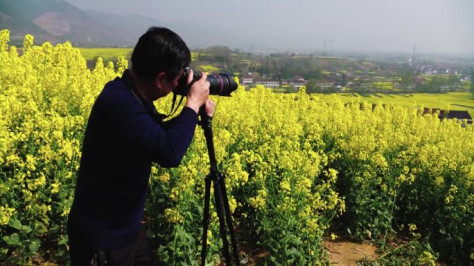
{"left": 277, "top": 76, "right": 308, "bottom": 89}
{"left": 290, "top": 76, "right": 307, "bottom": 88}
{"left": 291, "top": 81, "right": 307, "bottom": 88}
{"left": 255, "top": 80, "right": 280, "bottom": 88}
{"left": 242, "top": 74, "right": 253, "bottom": 86}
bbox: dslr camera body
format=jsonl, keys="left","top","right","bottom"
{"left": 174, "top": 67, "right": 237, "bottom": 97}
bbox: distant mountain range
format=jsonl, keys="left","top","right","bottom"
{"left": 0, "top": 0, "right": 164, "bottom": 47}
{"left": 0, "top": 0, "right": 250, "bottom": 49}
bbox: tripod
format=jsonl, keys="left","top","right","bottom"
{"left": 199, "top": 106, "right": 239, "bottom": 266}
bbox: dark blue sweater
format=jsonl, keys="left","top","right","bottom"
{"left": 68, "top": 71, "right": 198, "bottom": 249}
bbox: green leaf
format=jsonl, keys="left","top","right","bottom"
{"left": 8, "top": 218, "right": 22, "bottom": 230}
{"left": 58, "top": 235, "right": 69, "bottom": 245}
{"left": 29, "top": 239, "right": 40, "bottom": 253}
{"left": 22, "top": 225, "right": 32, "bottom": 233}
{"left": 3, "top": 233, "right": 20, "bottom": 246}
{"left": 285, "top": 247, "right": 300, "bottom": 256}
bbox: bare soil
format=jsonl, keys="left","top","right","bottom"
{"left": 325, "top": 239, "right": 378, "bottom": 265}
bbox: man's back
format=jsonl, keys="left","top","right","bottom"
{"left": 68, "top": 75, "right": 198, "bottom": 249}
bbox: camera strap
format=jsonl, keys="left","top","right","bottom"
{"left": 168, "top": 93, "right": 184, "bottom": 118}
{"left": 169, "top": 79, "right": 196, "bottom": 117}
{"left": 120, "top": 70, "right": 167, "bottom": 123}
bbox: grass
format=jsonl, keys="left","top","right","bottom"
{"left": 316, "top": 92, "right": 474, "bottom": 117}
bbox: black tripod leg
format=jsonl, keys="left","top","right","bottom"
{"left": 201, "top": 176, "right": 212, "bottom": 266}
{"left": 199, "top": 108, "right": 239, "bottom": 265}
{"left": 213, "top": 177, "right": 232, "bottom": 266}
{"left": 218, "top": 173, "right": 240, "bottom": 264}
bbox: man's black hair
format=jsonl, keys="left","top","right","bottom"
{"left": 131, "top": 27, "right": 191, "bottom": 80}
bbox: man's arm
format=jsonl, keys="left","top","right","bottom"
{"left": 100, "top": 84, "right": 198, "bottom": 167}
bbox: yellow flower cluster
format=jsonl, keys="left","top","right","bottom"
{"left": 164, "top": 208, "right": 184, "bottom": 224}
{"left": 0, "top": 205, "right": 15, "bottom": 226}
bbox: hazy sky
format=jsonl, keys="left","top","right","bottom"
{"left": 66, "top": 0, "right": 474, "bottom": 54}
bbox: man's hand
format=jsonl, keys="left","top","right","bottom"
{"left": 204, "top": 99, "right": 216, "bottom": 117}
{"left": 185, "top": 69, "right": 210, "bottom": 114}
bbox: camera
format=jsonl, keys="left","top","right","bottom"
{"left": 174, "top": 67, "right": 238, "bottom": 96}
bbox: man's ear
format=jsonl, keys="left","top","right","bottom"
{"left": 155, "top": 72, "right": 167, "bottom": 89}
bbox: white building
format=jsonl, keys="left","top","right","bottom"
{"left": 242, "top": 75, "right": 253, "bottom": 86}
{"left": 255, "top": 80, "right": 280, "bottom": 88}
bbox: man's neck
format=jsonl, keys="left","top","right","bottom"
{"left": 130, "top": 70, "right": 153, "bottom": 103}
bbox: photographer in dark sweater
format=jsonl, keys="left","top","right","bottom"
{"left": 67, "top": 27, "right": 214, "bottom": 265}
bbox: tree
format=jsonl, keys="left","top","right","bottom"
{"left": 398, "top": 66, "right": 415, "bottom": 91}
{"left": 305, "top": 79, "right": 319, "bottom": 93}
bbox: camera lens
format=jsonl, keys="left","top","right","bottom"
{"left": 206, "top": 73, "right": 237, "bottom": 96}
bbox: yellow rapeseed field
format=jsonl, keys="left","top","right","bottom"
{"left": 0, "top": 30, "right": 472, "bottom": 264}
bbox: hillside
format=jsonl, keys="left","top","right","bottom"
{"left": 0, "top": 0, "right": 160, "bottom": 47}
{"left": 0, "top": 0, "right": 248, "bottom": 49}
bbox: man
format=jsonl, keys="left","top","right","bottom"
{"left": 67, "top": 27, "right": 214, "bottom": 265}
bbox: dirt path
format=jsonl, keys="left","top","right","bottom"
{"left": 325, "top": 239, "right": 378, "bottom": 265}
{"left": 239, "top": 239, "right": 379, "bottom": 265}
